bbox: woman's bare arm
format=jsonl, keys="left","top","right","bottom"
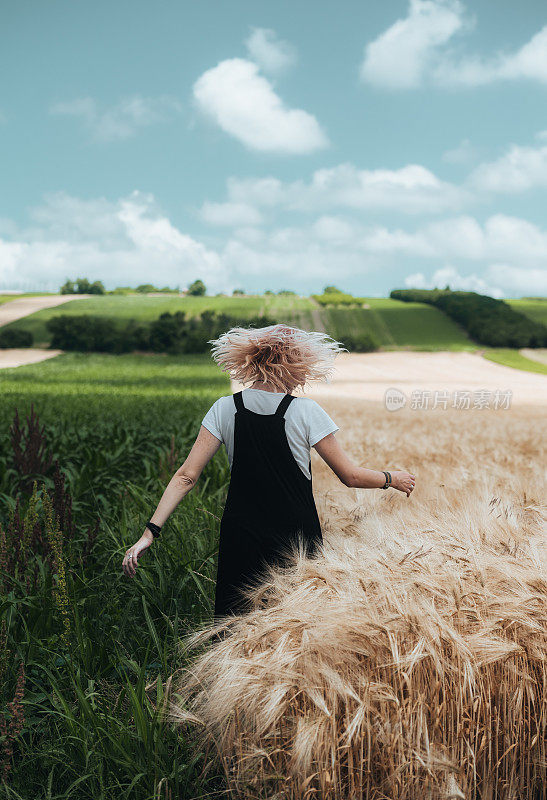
{"left": 122, "top": 426, "right": 222, "bottom": 576}
{"left": 313, "top": 433, "right": 415, "bottom": 496}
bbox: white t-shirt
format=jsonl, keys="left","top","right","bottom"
{"left": 201, "top": 388, "right": 339, "bottom": 480}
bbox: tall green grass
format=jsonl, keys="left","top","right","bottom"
{"left": 0, "top": 353, "right": 231, "bottom": 797}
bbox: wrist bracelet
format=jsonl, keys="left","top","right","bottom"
{"left": 146, "top": 521, "right": 162, "bottom": 538}
{"left": 381, "top": 471, "right": 392, "bottom": 490}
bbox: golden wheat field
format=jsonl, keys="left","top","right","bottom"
{"left": 164, "top": 400, "right": 547, "bottom": 800}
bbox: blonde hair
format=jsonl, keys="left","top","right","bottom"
{"left": 208, "top": 323, "right": 346, "bottom": 391}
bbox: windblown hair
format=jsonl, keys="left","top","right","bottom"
{"left": 208, "top": 324, "right": 346, "bottom": 391}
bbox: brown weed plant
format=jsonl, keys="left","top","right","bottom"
{"left": 0, "top": 661, "right": 26, "bottom": 782}
{"left": 163, "top": 404, "right": 546, "bottom": 800}
{"left": 10, "top": 404, "right": 53, "bottom": 493}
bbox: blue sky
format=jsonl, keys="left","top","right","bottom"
{"left": 1, "top": 0, "right": 547, "bottom": 296}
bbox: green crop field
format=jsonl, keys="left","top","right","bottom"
{"left": 6, "top": 292, "right": 547, "bottom": 356}
{"left": 4, "top": 293, "right": 316, "bottom": 346}
{"left": 507, "top": 298, "right": 547, "bottom": 327}
{"left": 0, "top": 353, "right": 232, "bottom": 797}
{"left": 322, "top": 297, "right": 474, "bottom": 350}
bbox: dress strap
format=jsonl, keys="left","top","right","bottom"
{"left": 275, "top": 394, "right": 295, "bottom": 418}
{"left": 233, "top": 391, "right": 245, "bottom": 412}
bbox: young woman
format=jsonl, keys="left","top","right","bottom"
{"left": 121, "top": 324, "right": 416, "bottom": 618}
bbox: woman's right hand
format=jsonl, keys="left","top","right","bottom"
{"left": 390, "top": 471, "right": 416, "bottom": 497}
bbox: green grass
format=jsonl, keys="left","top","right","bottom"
{"left": 2, "top": 292, "right": 509, "bottom": 352}
{"left": 482, "top": 348, "right": 547, "bottom": 375}
{"left": 0, "top": 353, "right": 232, "bottom": 797}
{"left": 4, "top": 293, "right": 316, "bottom": 346}
{"left": 507, "top": 298, "right": 547, "bottom": 327}
{"left": 0, "top": 292, "right": 56, "bottom": 305}
{"left": 321, "top": 298, "right": 474, "bottom": 350}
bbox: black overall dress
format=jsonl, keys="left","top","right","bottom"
{"left": 213, "top": 390, "right": 323, "bottom": 619}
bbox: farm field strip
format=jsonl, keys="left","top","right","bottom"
{"left": 508, "top": 298, "right": 547, "bottom": 326}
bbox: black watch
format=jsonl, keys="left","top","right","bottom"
{"left": 146, "top": 521, "right": 162, "bottom": 538}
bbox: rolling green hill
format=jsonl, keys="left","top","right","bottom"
{"left": 6, "top": 291, "right": 546, "bottom": 354}
{"left": 507, "top": 299, "right": 547, "bottom": 327}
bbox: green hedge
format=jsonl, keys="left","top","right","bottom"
{"left": 46, "top": 310, "right": 275, "bottom": 354}
{"left": 0, "top": 328, "right": 34, "bottom": 348}
{"left": 390, "top": 289, "right": 547, "bottom": 348}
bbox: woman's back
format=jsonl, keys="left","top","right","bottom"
{"left": 201, "top": 388, "right": 339, "bottom": 480}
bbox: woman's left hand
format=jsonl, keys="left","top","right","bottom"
{"left": 122, "top": 531, "right": 154, "bottom": 578}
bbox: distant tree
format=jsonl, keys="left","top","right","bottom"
{"left": 323, "top": 285, "right": 343, "bottom": 294}
{"left": 61, "top": 277, "right": 104, "bottom": 294}
{"left": 60, "top": 279, "right": 76, "bottom": 295}
{"left": 232, "top": 288, "right": 245, "bottom": 296}
{"left": 264, "top": 289, "right": 274, "bottom": 295}
{"left": 187, "top": 279, "right": 206, "bottom": 296}
{"left": 136, "top": 284, "right": 157, "bottom": 293}
{"left": 277, "top": 289, "right": 296, "bottom": 296}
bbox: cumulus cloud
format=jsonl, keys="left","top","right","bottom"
{"left": 468, "top": 137, "right": 547, "bottom": 193}
{"left": 50, "top": 95, "right": 182, "bottom": 141}
{"left": 404, "top": 266, "right": 504, "bottom": 297}
{"left": 245, "top": 27, "right": 296, "bottom": 73}
{"left": 360, "top": 0, "right": 547, "bottom": 89}
{"left": 226, "top": 162, "right": 470, "bottom": 214}
{"left": 484, "top": 264, "right": 547, "bottom": 296}
{"left": 199, "top": 201, "right": 263, "bottom": 226}
{"left": 442, "top": 138, "right": 478, "bottom": 164}
{"left": 192, "top": 58, "right": 328, "bottom": 153}
{"left": 2, "top": 191, "right": 546, "bottom": 298}
{"left": 365, "top": 213, "right": 547, "bottom": 265}
{"left": 0, "top": 191, "right": 224, "bottom": 291}
{"left": 360, "top": 0, "right": 468, "bottom": 89}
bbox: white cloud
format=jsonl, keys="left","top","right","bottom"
{"left": 227, "top": 162, "right": 470, "bottom": 214}
{"left": 404, "top": 266, "right": 504, "bottom": 297}
{"left": 0, "top": 192, "right": 224, "bottom": 291}
{"left": 485, "top": 264, "right": 547, "bottom": 296}
{"left": 2, "top": 192, "right": 546, "bottom": 298}
{"left": 468, "top": 139, "right": 547, "bottom": 193}
{"left": 360, "top": 0, "right": 469, "bottom": 88}
{"left": 442, "top": 138, "right": 478, "bottom": 164}
{"left": 313, "top": 216, "right": 355, "bottom": 242}
{"left": 245, "top": 27, "right": 296, "bottom": 74}
{"left": 192, "top": 58, "right": 328, "bottom": 153}
{"left": 360, "top": 0, "right": 547, "bottom": 88}
{"left": 199, "top": 201, "right": 263, "bottom": 226}
{"left": 50, "top": 95, "right": 182, "bottom": 141}
{"left": 365, "top": 214, "right": 547, "bottom": 265}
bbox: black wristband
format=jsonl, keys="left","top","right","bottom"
{"left": 381, "top": 471, "right": 392, "bottom": 490}
{"left": 146, "top": 521, "right": 162, "bottom": 538}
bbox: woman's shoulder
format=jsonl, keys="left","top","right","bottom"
{"left": 290, "top": 396, "right": 328, "bottom": 416}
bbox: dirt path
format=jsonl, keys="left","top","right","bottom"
{"left": 0, "top": 348, "right": 63, "bottom": 369}
{"left": 0, "top": 294, "right": 89, "bottom": 327}
{"left": 232, "top": 350, "right": 547, "bottom": 406}
{"left": 521, "top": 348, "right": 547, "bottom": 366}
